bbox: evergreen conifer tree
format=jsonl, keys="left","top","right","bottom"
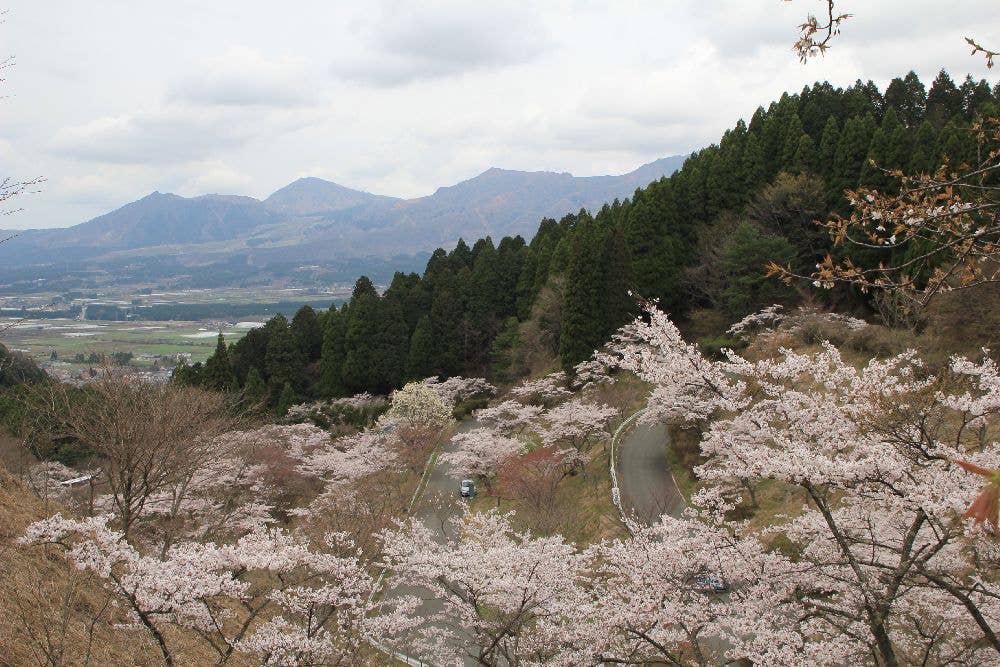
{"left": 791, "top": 134, "right": 819, "bottom": 173}
{"left": 560, "top": 212, "right": 607, "bottom": 372}
{"left": 265, "top": 316, "right": 305, "bottom": 393}
{"left": 244, "top": 366, "right": 267, "bottom": 403}
{"left": 276, "top": 382, "right": 297, "bottom": 416}
{"left": 290, "top": 305, "right": 323, "bottom": 362}
{"left": 741, "top": 133, "right": 766, "bottom": 191}
{"left": 406, "top": 314, "right": 435, "bottom": 380}
{"left": 202, "top": 332, "right": 236, "bottom": 391}
{"left": 319, "top": 307, "right": 347, "bottom": 396}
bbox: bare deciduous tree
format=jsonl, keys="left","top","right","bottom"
{"left": 28, "top": 373, "right": 238, "bottom": 539}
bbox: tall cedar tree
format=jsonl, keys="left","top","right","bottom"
{"left": 202, "top": 333, "right": 236, "bottom": 391}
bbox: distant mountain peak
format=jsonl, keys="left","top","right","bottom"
{"left": 264, "top": 177, "right": 398, "bottom": 217}
{"left": 0, "top": 154, "right": 687, "bottom": 271}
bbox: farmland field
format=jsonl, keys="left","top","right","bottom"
{"left": 1, "top": 318, "right": 262, "bottom": 376}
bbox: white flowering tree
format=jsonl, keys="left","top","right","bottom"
{"left": 421, "top": 376, "right": 496, "bottom": 406}
{"left": 473, "top": 400, "right": 544, "bottom": 436}
{"left": 596, "top": 304, "right": 1000, "bottom": 664}
{"left": 379, "top": 510, "right": 594, "bottom": 666}
{"left": 509, "top": 372, "right": 574, "bottom": 406}
{"left": 17, "top": 515, "right": 404, "bottom": 666}
{"left": 441, "top": 428, "right": 524, "bottom": 493}
{"left": 377, "top": 381, "right": 455, "bottom": 430}
{"left": 539, "top": 399, "right": 616, "bottom": 455}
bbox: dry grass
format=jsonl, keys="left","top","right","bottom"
{"left": 0, "top": 465, "right": 222, "bottom": 666}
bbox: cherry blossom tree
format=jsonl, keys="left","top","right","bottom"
{"left": 441, "top": 428, "right": 524, "bottom": 493}
{"left": 284, "top": 393, "right": 388, "bottom": 429}
{"left": 473, "top": 400, "right": 544, "bottom": 436}
{"left": 421, "top": 376, "right": 496, "bottom": 406}
{"left": 379, "top": 510, "right": 594, "bottom": 666}
{"left": 509, "top": 372, "right": 574, "bottom": 407}
{"left": 293, "top": 429, "right": 399, "bottom": 494}
{"left": 538, "top": 399, "right": 616, "bottom": 455}
{"left": 18, "top": 514, "right": 400, "bottom": 666}
{"left": 601, "top": 303, "right": 1000, "bottom": 664}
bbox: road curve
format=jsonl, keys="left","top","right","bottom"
{"left": 380, "top": 419, "right": 480, "bottom": 666}
{"left": 616, "top": 420, "right": 685, "bottom": 524}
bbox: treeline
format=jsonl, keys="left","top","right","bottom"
{"left": 180, "top": 69, "right": 999, "bottom": 406}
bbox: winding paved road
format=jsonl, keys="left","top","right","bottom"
{"left": 616, "top": 420, "right": 685, "bottom": 522}
{"left": 381, "top": 413, "right": 685, "bottom": 665}
{"left": 381, "top": 419, "right": 480, "bottom": 666}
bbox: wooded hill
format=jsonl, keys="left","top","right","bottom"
{"left": 178, "top": 69, "right": 1000, "bottom": 407}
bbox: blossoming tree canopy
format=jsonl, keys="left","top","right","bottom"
{"left": 377, "top": 381, "right": 455, "bottom": 430}
{"left": 18, "top": 515, "right": 415, "bottom": 666}
{"left": 600, "top": 303, "right": 1000, "bottom": 664}
{"left": 441, "top": 428, "right": 524, "bottom": 491}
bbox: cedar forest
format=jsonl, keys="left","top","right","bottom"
{"left": 178, "top": 69, "right": 1000, "bottom": 407}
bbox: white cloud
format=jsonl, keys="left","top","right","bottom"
{"left": 2, "top": 0, "right": 998, "bottom": 230}
{"left": 332, "top": 1, "right": 550, "bottom": 86}
{"left": 167, "top": 47, "right": 317, "bottom": 108}
{"left": 178, "top": 160, "right": 255, "bottom": 196}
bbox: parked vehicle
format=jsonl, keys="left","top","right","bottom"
{"left": 695, "top": 574, "right": 728, "bottom": 593}
{"left": 460, "top": 479, "right": 477, "bottom": 498}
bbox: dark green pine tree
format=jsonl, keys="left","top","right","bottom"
{"left": 818, "top": 116, "right": 841, "bottom": 177}
{"left": 936, "top": 118, "right": 976, "bottom": 168}
{"left": 265, "top": 315, "right": 306, "bottom": 394}
{"left": 276, "top": 382, "right": 297, "bottom": 416}
{"left": 883, "top": 71, "right": 926, "bottom": 128}
{"left": 341, "top": 277, "right": 384, "bottom": 393}
{"left": 959, "top": 75, "right": 994, "bottom": 120}
{"left": 559, "top": 212, "right": 607, "bottom": 372}
{"left": 290, "top": 305, "right": 323, "bottom": 362}
{"left": 229, "top": 327, "right": 270, "bottom": 385}
{"left": 514, "top": 249, "right": 538, "bottom": 319}
{"left": 406, "top": 314, "right": 435, "bottom": 380}
{"left": 384, "top": 271, "right": 427, "bottom": 333}
{"left": 830, "top": 113, "right": 876, "bottom": 205}
{"left": 790, "top": 134, "right": 819, "bottom": 174}
{"left": 624, "top": 188, "right": 673, "bottom": 305}
{"left": 495, "top": 236, "right": 526, "bottom": 319}
{"left": 779, "top": 113, "right": 805, "bottom": 169}
{"left": 740, "top": 133, "right": 766, "bottom": 191}
{"left": 318, "top": 306, "right": 347, "bottom": 396}
{"left": 373, "top": 297, "right": 409, "bottom": 392}
{"left": 171, "top": 361, "right": 201, "bottom": 387}
{"left": 243, "top": 366, "right": 267, "bottom": 403}
{"left": 861, "top": 107, "right": 910, "bottom": 190}
{"left": 448, "top": 238, "right": 473, "bottom": 272}
{"left": 489, "top": 316, "right": 521, "bottom": 384}
{"left": 429, "top": 269, "right": 465, "bottom": 376}
{"left": 603, "top": 223, "right": 633, "bottom": 334}
{"left": 925, "top": 69, "right": 962, "bottom": 128}
{"left": 202, "top": 332, "right": 236, "bottom": 391}
{"left": 908, "top": 120, "right": 938, "bottom": 174}
{"left": 706, "top": 127, "right": 744, "bottom": 215}
{"left": 719, "top": 222, "right": 798, "bottom": 318}
{"left": 465, "top": 238, "right": 501, "bottom": 369}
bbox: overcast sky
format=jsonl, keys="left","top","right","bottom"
{"left": 2, "top": 1, "right": 996, "bottom": 229}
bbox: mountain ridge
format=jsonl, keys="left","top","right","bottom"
{"left": 0, "top": 155, "right": 687, "bottom": 283}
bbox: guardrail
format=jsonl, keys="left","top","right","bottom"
{"left": 608, "top": 408, "right": 647, "bottom": 526}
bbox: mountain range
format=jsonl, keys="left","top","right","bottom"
{"left": 0, "top": 156, "right": 685, "bottom": 288}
